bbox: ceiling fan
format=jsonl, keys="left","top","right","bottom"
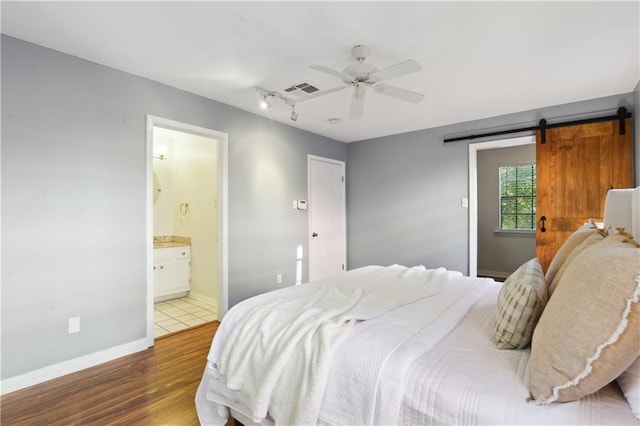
{"left": 311, "top": 45, "right": 425, "bottom": 120}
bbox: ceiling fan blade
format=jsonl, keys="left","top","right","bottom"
{"left": 349, "top": 84, "right": 366, "bottom": 119}
{"left": 373, "top": 83, "right": 425, "bottom": 104}
{"left": 310, "top": 65, "right": 354, "bottom": 83}
{"left": 369, "top": 59, "right": 422, "bottom": 82}
{"left": 296, "top": 85, "right": 347, "bottom": 103}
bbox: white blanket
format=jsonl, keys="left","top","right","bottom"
{"left": 216, "top": 265, "right": 467, "bottom": 425}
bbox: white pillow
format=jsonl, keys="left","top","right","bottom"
{"left": 617, "top": 357, "right": 640, "bottom": 420}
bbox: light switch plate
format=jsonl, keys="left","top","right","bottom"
{"left": 68, "top": 317, "right": 80, "bottom": 334}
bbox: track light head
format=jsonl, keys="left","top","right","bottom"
{"left": 255, "top": 87, "right": 298, "bottom": 119}
{"left": 259, "top": 96, "right": 271, "bottom": 110}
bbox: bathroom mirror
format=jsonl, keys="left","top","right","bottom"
{"left": 153, "top": 172, "right": 161, "bottom": 203}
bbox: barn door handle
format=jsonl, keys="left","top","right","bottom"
{"left": 312, "top": 232, "right": 318, "bottom": 237}
{"left": 540, "top": 216, "right": 547, "bottom": 233}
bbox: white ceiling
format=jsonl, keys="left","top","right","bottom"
{"left": 2, "top": 1, "right": 638, "bottom": 143}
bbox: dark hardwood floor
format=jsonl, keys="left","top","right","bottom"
{"left": 1, "top": 322, "right": 219, "bottom": 425}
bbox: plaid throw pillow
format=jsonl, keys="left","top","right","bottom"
{"left": 494, "top": 258, "right": 548, "bottom": 349}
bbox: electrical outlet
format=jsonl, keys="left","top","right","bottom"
{"left": 68, "top": 317, "right": 80, "bottom": 334}
{"left": 276, "top": 274, "right": 283, "bottom": 284}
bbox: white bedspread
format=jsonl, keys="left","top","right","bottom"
{"left": 198, "top": 265, "right": 492, "bottom": 425}
{"left": 317, "top": 269, "right": 493, "bottom": 425}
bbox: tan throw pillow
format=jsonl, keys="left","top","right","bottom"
{"left": 494, "top": 258, "right": 548, "bottom": 349}
{"left": 545, "top": 221, "right": 597, "bottom": 286}
{"left": 530, "top": 234, "right": 640, "bottom": 404}
{"left": 548, "top": 231, "right": 604, "bottom": 295}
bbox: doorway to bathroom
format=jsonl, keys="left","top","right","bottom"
{"left": 146, "top": 116, "right": 228, "bottom": 343}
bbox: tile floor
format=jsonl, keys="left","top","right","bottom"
{"left": 154, "top": 295, "right": 217, "bottom": 339}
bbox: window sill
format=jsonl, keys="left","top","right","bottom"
{"left": 493, "top": 229, "right": 536, "bottom": 237}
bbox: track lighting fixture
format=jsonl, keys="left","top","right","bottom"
{"left": 255, "top": 86, "right": 301, "bottom": 121}
{"left": 259, "top": 95, "right": 271, "bottom": 110}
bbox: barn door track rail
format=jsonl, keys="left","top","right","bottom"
{"left": 443, "top": 107, "right": 631, "bottom": 144}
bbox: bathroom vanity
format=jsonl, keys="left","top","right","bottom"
{"left": 153, "top": 236, "right": 191, "bottom": 302}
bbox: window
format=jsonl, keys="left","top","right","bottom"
{"left": 499, "top": 163, "right": 536, "bottom": 230}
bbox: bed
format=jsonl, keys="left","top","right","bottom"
{"left": 196, "top": 187, "right": 640, "bottom": 425}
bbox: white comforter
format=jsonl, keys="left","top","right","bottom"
{"left": 197, "top": 265, "right": 494, "bottom": 425}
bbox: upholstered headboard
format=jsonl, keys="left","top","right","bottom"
{"left": 603, "top": 187, "right": 640, "bottom": 241}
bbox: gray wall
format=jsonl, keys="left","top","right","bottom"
{"left": 477, "top": 144, "right": 536, "bottom": 276}
{"left": 347, "top": 92, "right": 636, "bottom": 273}
{"left": 347, "top": 129, "right": 469, "bottom": 271}
{"left": 1, "top": 35, "right": 346, "bottom": 379}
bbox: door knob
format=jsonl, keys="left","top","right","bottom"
{"left": 312, "top": 232, "right": 318, "bottom": 237}
{"left": 540, "top": 216, "right": 547, "bottom": 233}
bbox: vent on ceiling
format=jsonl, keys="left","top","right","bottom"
{"left": 283, "top": 82, "right": 320, "bottom": 99}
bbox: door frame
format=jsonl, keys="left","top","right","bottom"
{"left": 468, "top": 134, "right": 535, "bottom": 277}
{"left": 307, "top": 155, "right": 347, "bottom": 282}
{"left": 145, "top": 115, "right": 229, "bottom": 346}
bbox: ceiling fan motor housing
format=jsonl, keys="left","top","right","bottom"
{"left": 343, "top": 63, "right": 379, "bottom": 83}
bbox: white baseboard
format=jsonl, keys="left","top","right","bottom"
{"left": 155, "top": 291, "right": 189, "bottom": 303}
{"left": 188, "top": 291, "right": 217, "bottom": 308}
{"left": 477, "top": 269, "right": 511, "bottom": 280}
{"left": 0, "top": 337, "right": 150, "bottom": 395}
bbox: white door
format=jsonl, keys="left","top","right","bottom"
{"left": 308, "top": 155, "right": 346, "bottom": 282}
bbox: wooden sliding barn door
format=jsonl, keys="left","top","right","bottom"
{"left": 536, "top": 118, "right": 632, "bottom": 272}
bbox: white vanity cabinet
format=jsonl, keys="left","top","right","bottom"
{"left": 153, "top": 246, "right": 191, "bottom": 301}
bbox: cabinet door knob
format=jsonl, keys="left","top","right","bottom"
{"left": 160, "top": 266, "right": 164, "bottom": 270}
{"left": 153, "top": 266, "right": 156, "bottom": 270}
